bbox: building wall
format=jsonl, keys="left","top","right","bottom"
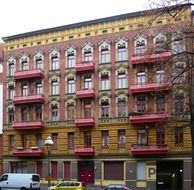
{"left": 1, "top": 4, "right": 193, "bottom": 190}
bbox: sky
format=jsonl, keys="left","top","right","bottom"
{"left": 0, "top": 0, "right": 150, "bottom": 42}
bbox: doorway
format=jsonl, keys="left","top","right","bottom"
{"left": 78, "top": 161, "right": 94, "bottom": 185}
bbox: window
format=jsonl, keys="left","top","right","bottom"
{"left": 101, "top": 131, "right": 109, "bottom": 148}
{"left": 174, "top": 64, "right": 185, "bottom": 84}
{"left": 51, "top": 56, "right": 59, "bottom": 70}
{"left": 52, "top": 133, "right": 58, "bottom": 150}
{"left": 175, "top": 93, "right": 184, "bottom": 114}
{"left": 117, "top": 99, "right": 127, "bottom": 117}
{"left": 137, "top": 129, "right": 147, "bottom": 145}
{"left": 156, "top": 94, "right": 165, "bottom": 112}
{"left": 157, "top": 127, "right": 165, "bottom": 145}
{"left": 135, "top": 39, "right": 146, "bottom": 55}
{"left": 8, "top": 87, "right": 15, "bottom": 99}
{"left": 67, "top": 79, "right": 75, "bottom": 93}
{"left": 36, "top": 81, "right": 43, "bottom": 94}
{"left": 67, "top": 104, "right": 75, "bottom": 120}
{"left": 117, "top": 72, "right": 127, "bottom": 89}
{"left": 36, "top": 162, "right": 43, "bottom": 178}
{"left": 117, "top": 44, "right": 127, "bottom": 61}
{"left": 101, "top": 74, "right": 110, "bottom": 90}
{"left": 84, "top": 74, "right": 92, "bottom": 89}
{"left": 104, "top": 161, "right": 124, "bottom": 180}
{"left": 137, "top": 96, "right": 146, "bottom": 113}
{"left": 8, "top": 110, "right": 14, "bottom": 124}
{"left": 10, "top": 162, "right": 27, "bottom": 173}
{"left": 137, "top": 162, "right": 146, "bottom": 180}
{"left": 137, "top": 71, "right": 146, "bottom": 85}
{"left": 118, "top": 130, "right": 126, "bottom": 147}
{"left": 22, "top": 134, "right": 28, "bottom": 148}
{"left": 175, "top": 127, "right": 183, "bottom": 145}
{"left": 83, "top": 50, "right": 92, "bottom": 61}
{"left": 21, "top": 106, "right": 28, "bottom": 121}
{"left": 36, "top": 58, "right": 43, "bottom": 69}
{"left": 21, "top": 82, "right": 28, "bottom": 96}
{"left": 84, "top": 100, "right": 92, "bottom": 118}
{"left": 68, "top": 132, "right": 74, "bottom": 149}
{"left": 9, "top": 135, "right": 14, "bottom": 150}
{"left": 84, "top": 131, "right": 92, "bottom": 147}
{"left": 51, "top": 81, "right": 59, "bottom": 95}
{"left": 63, "top": 162, "right": 71, "bottom": 180}
{"left": 8, "top": 63, "right": 15, "bottom": 76}
{"left": 36, "top": 134, "right": 42, "bottom": 147}
{"left": 51, "top": 161, "right": 57, "bottom": 180}
{"left": 100, "top": 47, "right": 110, "bottom": 63}
{"left": 155, "top": 36, "right": 166, "bottom": 53}
{"left": 36, "top": 105, "right": 42, "bottom": 121}
{"left": 156, "top": 70, "right": 165, "bottom": 83}
{"left": 172, "top": 33, "right": 184, "bottom": 54}
{"left": 101, "top": 101, "right": 109, "bottom": 118}
{"left": 51, "top": 105, "right": 59, "bottom": 122}
{"left": 21, "top": 60, "right": 29, "bottom": 70}
{"left": 67, "top": 53, "right": 75, "bottom": 68}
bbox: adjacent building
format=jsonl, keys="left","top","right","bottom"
{"left": 1, "top": 4, "right": 193, "bottom": 190}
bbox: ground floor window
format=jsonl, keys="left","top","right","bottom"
{"left": 10, "top": 162, "right": 27, "bottom": 173}
{"left": 104, "top": 161, "right": 124, "bottom": 180}
{"left": 64, "top": 162, "right": 70, "bottom": 180}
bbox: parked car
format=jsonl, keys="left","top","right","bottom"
{"left": 103, "top": 184, "right": 132, "bottom": 190}
{"left": 50, "top": 181, "right": 87, "bottom": 190}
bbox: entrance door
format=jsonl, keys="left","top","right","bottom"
{"left": 78, "top": 161, "right": 94, "bottom": 185}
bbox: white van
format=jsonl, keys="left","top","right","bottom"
{"left": 0, "top": 173, "right": 40, "bottom": 190}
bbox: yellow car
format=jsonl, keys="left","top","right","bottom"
{"left": 50, "top": 181, "right": 87, "bottom": 190}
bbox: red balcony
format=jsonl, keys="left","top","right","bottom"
{"left": 74, "top": 146, "right": 95, "bottom": 156}
{"left": 76, "top": 89, "right": 95, "bottom": 99}
{"left": 14, "top": 69, "right": 44, "bottom": 80}
{"left": 130, "top": 82, "right": 171, "bottom": 94}
{"left": 13, "top": 121, "right": 44, "bottom": 130}
{"left": 75, "top": 118, "right": 95, "bottom": 127}
{"left": 129, "top": 112, "right": 168, "bottom": 124}
{"left": 76, "top": 61, "right": 95, "bottom": 73}
{"left": 131, "top": 144, "right": 169, "bottom": 155}
{"left": 13, "top": 94, "right": 45, "bottom": 105}
{"left": 131, "top": 51, "right": 171, "bottom": 65}
{"left": 12, "top": 147, "right": 45, "bottom": 157}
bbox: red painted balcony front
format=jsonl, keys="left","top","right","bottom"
{"left": 12, "top": 147, "right": 45, "bottom": 157}
{"left": 13, "top": 94, "right": 45, "bottom": 105}
{"left": 129, "top": 112, "right": 168, "bottom": 124}
{"left": 76, "top": 61, "right": 95, "bottom": 73}
{"left": 14, "top": 69, "right": 44, "bottom": 80}
{"left": 74, "top": 146, "right": 95, "bottom": 156}
{"left": 130, "top": 82, "right": 171, "bottom": 94}
{"left": 75, "top": 118, "right": 95, "bottom": 127}
{"left": 76, "top": 89, "right": 95, "bottom": 99}
{"left": 131, "top": 51, "right": 171, "bottom": 65}
{"left": 13, "top": 121, "right": 44, "bottom": 130}
{"left": 131, "top": 144, "right": 168, "bottom": 155}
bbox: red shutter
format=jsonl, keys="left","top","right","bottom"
{"left": 64, "top": 162, "right": 70, "bottom": 179}
{"left": 51, "top": 161, "right": 57, "bottom": 180}
{"left": 36, "top": 162, "right": 42, "bottom": 178}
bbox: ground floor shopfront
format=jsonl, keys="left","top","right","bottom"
{"left": 2, "top": 155, "right": 192, "bottom": 190}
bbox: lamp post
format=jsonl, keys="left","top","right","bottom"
{"left": 44, "top": 136, "right": 54, "bottom": 190}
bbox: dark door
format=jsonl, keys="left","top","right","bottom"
{"left": 78, "top": 161, "right": 94, "bottom": 185}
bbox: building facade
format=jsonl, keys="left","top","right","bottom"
{"left": 1, "top": 4, "right": 193, "bottom": 190}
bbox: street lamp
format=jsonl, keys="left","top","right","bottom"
{"left": 44, "top": 136, "right": 54, "bottom": 190}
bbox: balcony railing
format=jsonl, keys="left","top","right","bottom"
{"left": 12, "top": 121, "right": 44, "bottom": 130}
{"left": 76, "top": 89, "right": 95, "bottom": 99}
{"left": 130, "top": 82, "right": 171, "bottom": 94}
{"left": 12, "top": 147, "right": 45, "bottom": 157}
{"left": 129, "top": 112, "right": 168, "bottom": 124}
{"left": 75, "top": 118, "right": 95, "bottom": 127}
{"left": 13, "top": 94, "right": 45, "bottom": 105}
{"left": 76, "top": 61, "right": 95, "bottom": 73}
{"left": 98, "top": 117, "right": 129, "bottom": 125}
{"left": 14, "top": 69, "right": 44, "bottom": 80}
{"left": 74, "top": 146, "right": 95, "bottom": 156}
{"left": 131, "top": 144, "right": 169, "bottom": 155}
{"left": 131, "top": 51, "right": 171, "bottom": 65}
